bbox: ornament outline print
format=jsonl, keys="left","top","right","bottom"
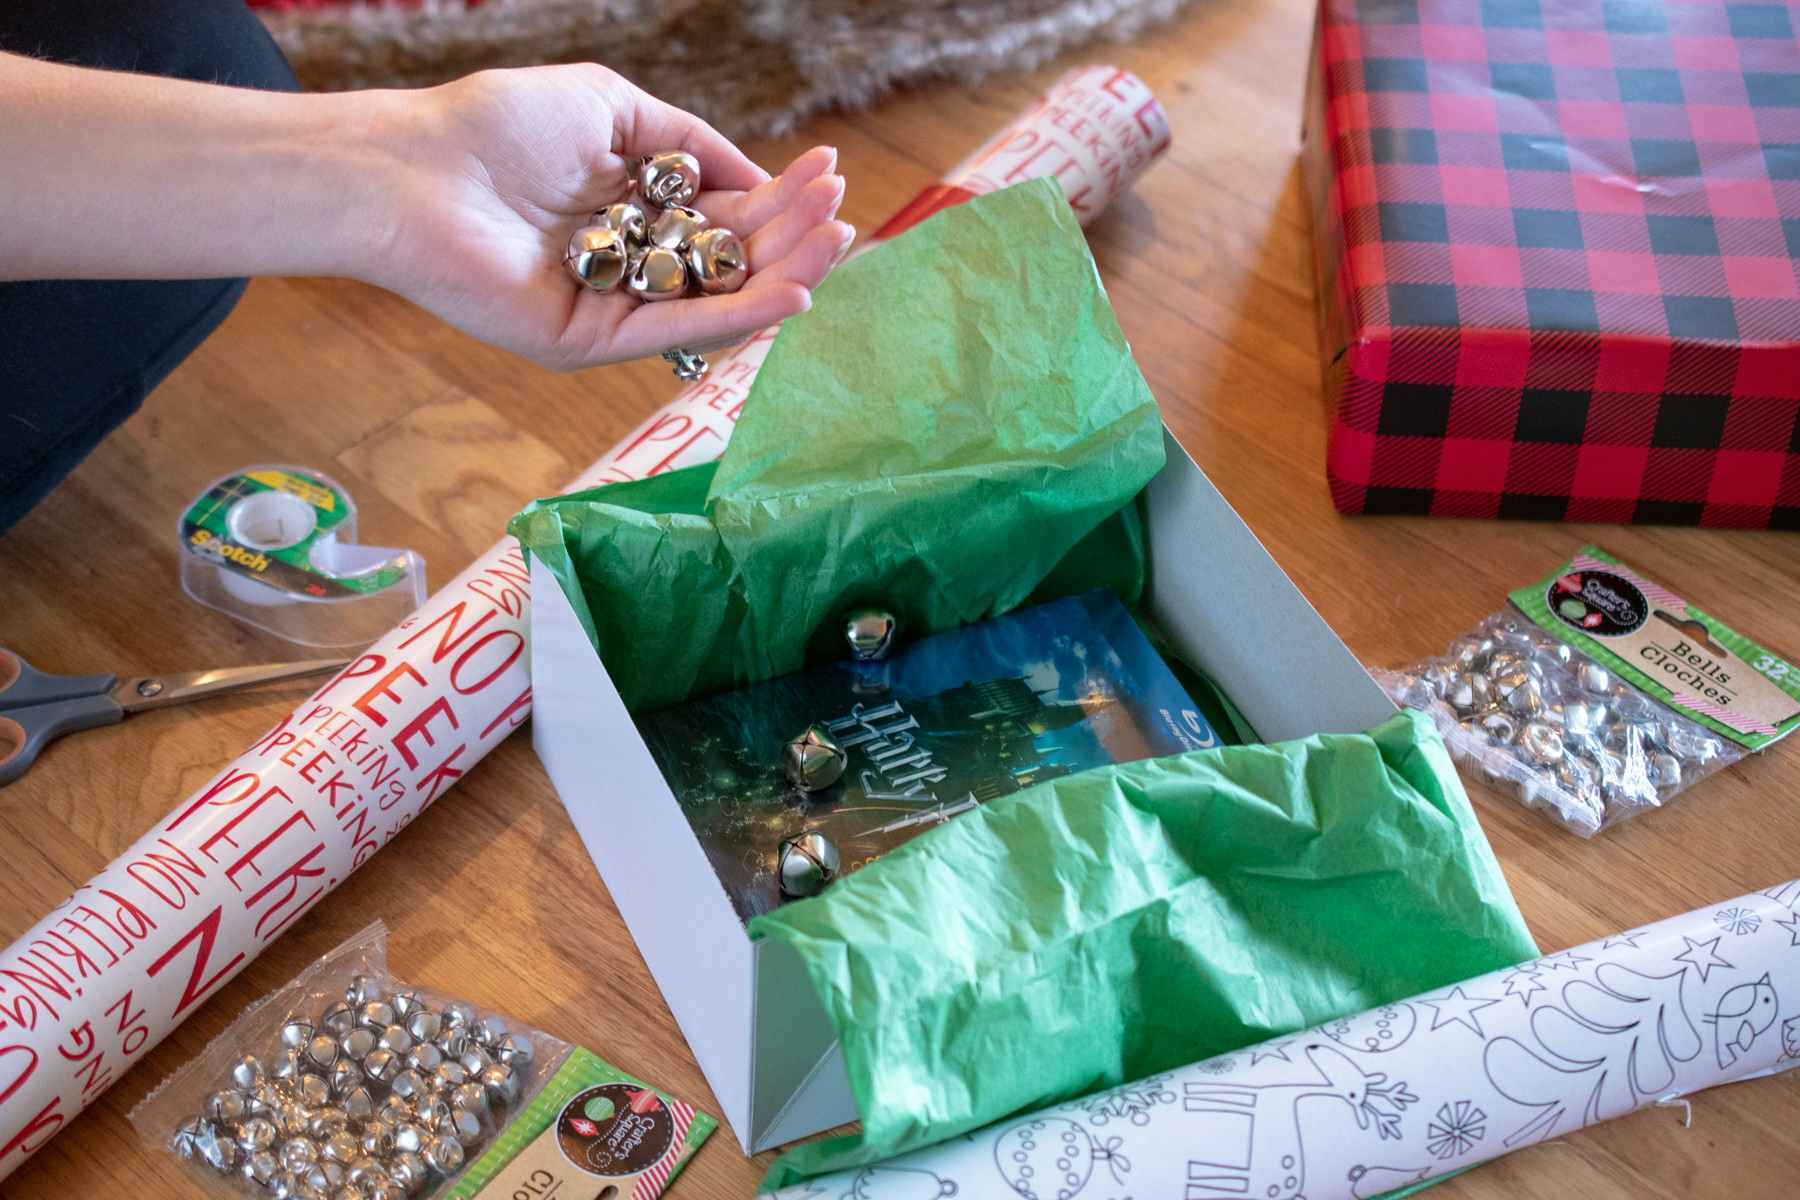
{"left": 1702, "top": 972, "right": 1778, "bottom": 1070}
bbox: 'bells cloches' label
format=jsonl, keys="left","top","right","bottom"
{"left": 455, "top": 1049, "right": 714, "bottom": 1200}
{"left": 1511, "top": 546, "right": 1800, "bottom": 750}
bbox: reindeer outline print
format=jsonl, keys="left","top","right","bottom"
{"left": 1181, "top": 1042, "right": 1416, "bottom": 1200}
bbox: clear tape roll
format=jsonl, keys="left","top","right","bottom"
{"left": 177, "top": 465, "right": 427, "bottom": 648}
{"left": 0, "top": 64, "right": 1169, "bottom": 1180}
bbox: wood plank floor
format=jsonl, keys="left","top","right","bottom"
{"left": 3, "top": 0, "right": 1798, "bottom": 1195}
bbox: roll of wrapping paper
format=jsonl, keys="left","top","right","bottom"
{"left": 765, "top": 883, "right": 1800, "bottom": 1200}
{"left": 0, "top": 65, "right": 1170, "bottom": 1179}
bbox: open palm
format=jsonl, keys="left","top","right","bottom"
{"left": 369, "top": 64, "right": 850, "bottom": 371}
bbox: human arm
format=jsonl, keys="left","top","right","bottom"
{"left": 0, "top": 53, "right": 851, "bottom": 369}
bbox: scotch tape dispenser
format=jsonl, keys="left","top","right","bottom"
{"left": 178, "top": 465, "right": 426, "bottom": 649}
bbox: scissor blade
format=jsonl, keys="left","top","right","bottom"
{"left": 113, "top": 659, "right": 350, "bottom": 713}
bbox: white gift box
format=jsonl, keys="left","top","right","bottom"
{"left": 527, "top": 428, "right": 1396, "bottom": 1152}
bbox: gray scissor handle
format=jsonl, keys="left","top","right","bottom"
{"left": 0, "top": 694, "right": 126, "bottom": 786}
{"left": 0, "top": 648, "right": 124, "bottom": 786}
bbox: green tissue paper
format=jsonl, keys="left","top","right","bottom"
{"left": 754, "top": 709, "right": 1537, "bottom": 1188}
{"left": 511, "top": 178, "right": 1165, "bottom": 712}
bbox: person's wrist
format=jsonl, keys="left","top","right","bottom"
{"left": 284, "top": 88, "right": 418, "bottom": 285}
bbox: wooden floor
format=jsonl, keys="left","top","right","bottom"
{"left": 4, "top": 0, "right": 1799, "bottom": 1195}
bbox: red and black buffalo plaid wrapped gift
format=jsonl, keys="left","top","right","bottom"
{"left": 1302, "top": 0, "right": 1800, "bottom": 527}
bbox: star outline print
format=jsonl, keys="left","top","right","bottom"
{"left": 1672, "top": 934, "right": 1733, "bottom": 982}
{"left": 1420, "top": 986, "right": 1502, "bottom": 1038}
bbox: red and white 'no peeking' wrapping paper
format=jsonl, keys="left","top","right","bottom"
{"left": 0, "top": 65, "right": 1170, "bottom": 1178}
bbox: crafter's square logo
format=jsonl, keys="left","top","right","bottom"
{"left": 1548, "top": 570, "right": 1648, "bottom": 637}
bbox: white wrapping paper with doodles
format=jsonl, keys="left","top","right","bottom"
{"left": 0, "top": 64, "right": 1170, "bottom": 1181}
{"left": 769, "top": 883, "right": 1800, "bottom": 1200}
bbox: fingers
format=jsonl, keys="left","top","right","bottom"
{"left": 741, "top": 174, "right": 847, "bottom": 271}
{"left": 621, "top": 83, "right": 769, "bottom": 193}
{"left": 595, "top": 284, "right": 814, "bottom": 364}
{"left": 744, "top": 220, "right": 856, "bottom": 294}
{"left": 693, "top": 146, "right": 837, "bottom": 235}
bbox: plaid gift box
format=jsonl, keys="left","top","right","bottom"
{"left": 1302, "top": 0, "right": 1800, "bottom": 527}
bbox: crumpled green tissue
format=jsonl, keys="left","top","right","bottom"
{"left": 753, "top": 708, "right": 1538, "bottom": 1190}
{"left": 510, "top": 178, "right": 1165, "bottom": 711}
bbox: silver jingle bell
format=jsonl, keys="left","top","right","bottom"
{"left": 390, "top": 989, "right": 426, "bottom": 1018}
{"left": 343, "top": 1087, "right": 376, "bottom": 1123}
{"left": 348, "top": 1158, "right": 392, "bottom": 1192}
{"left": 279, "top": 1137, "right": 319, "bottom": 1172}
{"left": 627, "top": 245, "right": 689, "bottom": 301}
{"left": 307, "top": 1161, "right": 346, "bottom": 1192}
{"left": 347, "top": 975, "right": 385, "bottom": 1007}
{"left": 320, "top": 1002, "right": 358, "bottom": 1038}
{"left": 390, "top": 1068, "right": 429, "bottom": 1102}
{"left": 470, "top": 1016, "right": 509, "bottom": 1047}
{"left": 440, "top": 1003, "right": 477, "bottom": 1032}
{"left": 844, "top": 608, "right": 899, "bottom": 661}
{"left": 565, "top": 224, "right": 632, "bottom": 293}
{"left": 450, "top": 1082, "right": 488, "bottom": 1117}
{"left": 392, "top": 1122, "right": 429, "bottom": 1155}
{"left": 231, "top": 1055, "right": 266, "bottom": 1092}
{"left": 478, "top": 1064, "right": 519, "bottom": 1107}
{"left": 362, "top": 1048, "right": 401, "bottom": 1085}
{"left": 272, "top": 1047, "right": 307, "bottom": 1081}
{"left": 406, "top": 1009, "right": 443, "bottom": 1044}
{"left": 460, "top": 1045, "right": 495, "bottom": 1075}
{"left": 592, "top": 200, "right": 649, "bottom": 245}
{"left": 275, "top": 1102, "right": 312, "bottom": 1139}
{"left": 648, "top": 204, "right": 708, "bottom": 252}
{"left": 495, "top": 1032, "right": 534, "bottom": 1068}
{"left": 237, "top": 1115, "right": 278, "bottom": 1153}
{"left": 662, "top": 347, "right": 709, "bottom": 381}
{"left": 1483, "top": 649, "right": 1528, "bottom": 681}
{"left": 306, "top": 1033, "right": 340, "bottom": 1072}
{"left": 1476, "top": 710, "right": 1518, "bottom": 744}
{"left": 1648, "top": 752, "right": 1682, "bottom": 792}
{"left": 684, "top": 227, "right": 749, "bottom": 295}
{"left": 360, "top": 1000, "right": 397, "bottom": 1029}
{"left": 777, "top": 830, "right": 842, "bottom": 899}
{"left": 1501, "top": 674, "right": 1546, "bottom": 718}
{"left": 199, "top": 1127, "right": 240, "bottom": 1174}
{"left": 389, "top": 1152, "right": 428, "bottom": 1196}
{"left": 1446, "top": 635, "right": 1493, "bottom": 673}
{"left": 379, "top": 1024, "right": 415, "bottom": 1056}
{"left": 444, "top": 1107, "right": 483, "bottom": 1142}
{"left": 340, "top": 1026, "right": 378, "bottom": 1061}
{"left": 322, "top": 1132, "right": 361, "bottom": 1164}
{"left": 329, "top": 1058, "right": 363, "bottom": 1098}
{"left": 424, "top": 1134, "right": 466, "bottom": 1175}
{"left": 1421, "top": 661, "right": 1457, "bottom": 699}
{"left": 1576, "top": 661, "right": 1611, "bottom": 694}
{"left": 435, "top": 1061, "right": 471, "bottom": 1090}
{"left": 639, "top": 150, "right": 702, "bottom": 208}
{"left": 299, "top": 1075, "right": 331, "bottom": 1109}
{"left": 1446, "top": 672, "right": 1493, "bottom": 718}
{"left": 783, "top": 724, "right": 848, "bottom": 791}
{"left": 302, "top": 1104, "right": 342, "bottom": 1140}
{"left": 1519, "top": 720, "right": 1566, "bottom": 767}
{"left": 206, "top": 1089, "right": 249, "bottom": 1123}
{"left": 280, "top": 1019, "right": 316, "bottom": 1050}
{"left": 406, "top": 1043, "right": 444, "bottom": 1074}
{"left": 244, "top": 1149, "right": 281, "bottom": 1185}
{"left": 436, "top": 1030, "right": 473, "bottom": 1060}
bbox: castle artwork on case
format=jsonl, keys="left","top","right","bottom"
{"left": 634, "top": 589, "right": 1217, "bottom": 920}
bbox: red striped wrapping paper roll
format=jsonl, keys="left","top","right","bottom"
{"left": 0, "top": 63, "right": 1168, "bottom": 1179}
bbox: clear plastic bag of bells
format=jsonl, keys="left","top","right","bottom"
{"left": 130, "top": 921, "right": 564, "bottom": 1200}
{"left": 1376, "top": 609, "right": 1739, "bottom": 836}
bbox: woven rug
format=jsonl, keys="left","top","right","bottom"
{"left": 252, "top": 0, "right": 1192, "bottom": 140}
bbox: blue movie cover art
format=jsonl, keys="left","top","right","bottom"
{"left": 635, "top": 590, "right": 1217, "bottom": 921}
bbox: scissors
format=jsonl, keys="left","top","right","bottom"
{"left": 0, "top": 647, "right": 348, "bottom": 786}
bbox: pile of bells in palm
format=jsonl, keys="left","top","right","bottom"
{"left": 774, "top": 607, "right": 898, "bottom": 901}
{"left": 563, "top": 150, "right": 750, "bottom": 381}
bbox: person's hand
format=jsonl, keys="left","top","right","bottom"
{"left": 362, "top": 64, "right": 853, "bottom": 371}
